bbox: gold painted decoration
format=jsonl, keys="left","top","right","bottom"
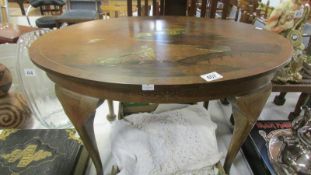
{"left": 96, "top": 26, "right": 236, "bottom": 66}
{"left": 135, "top": 28, "right": 185, "bottom": 39}
{"left": 97, "top": 45, "right": 156, "bottom": 65}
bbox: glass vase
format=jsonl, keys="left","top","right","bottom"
{"left": 16, "top": 29, "right": 73, "bottom": 128}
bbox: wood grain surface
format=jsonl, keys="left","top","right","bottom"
{"left": 28, "top": 17, "right": 294, "bottom": 174}
{"left": 29, "top": 16, "right": 293, "bottom": 102}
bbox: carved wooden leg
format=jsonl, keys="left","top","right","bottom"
{"left": 55, "top": 85, "right": 103, "bottom": 175}
{"left": 107, "top": 99, "right": 116, "bottom": 121}
{"left": 289, "top": 93, "right": 309, "bottom": 120}
{"left": 225, "top": 84, "right": 272, "bottom": 173}
{"left": 273, "top": 92, "right": 287, "bottom": 106}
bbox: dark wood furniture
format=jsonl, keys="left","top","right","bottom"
{"left": 29, "top": 17, "right": 292, "bottom": 175}
{"left": 126, "top": 0, "right": 209, "bottom": 17}
{"left": 16, "top": 0, "right": 64, "bottom": 16}
{"left": 0, "top": 24, "right": 35, "bottom": 44}
{"left": 38, "top": 3, "right": 64, "bottom": 15}
{"left": 272, "top": 83, "right": 311, "bottom": 119}
{"left": 29, "top": 0, "right": 65, "bottom": 15}
{"left": 16, "top": 0, "right": 26, "bottom": 15}
{"left": 209, "top": 0, "right": 233, "bottom": 19}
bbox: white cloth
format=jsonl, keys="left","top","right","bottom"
{"left": 110, "top": 104, "right": 222, "bottom": 175}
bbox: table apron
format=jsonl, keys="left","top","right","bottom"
{"left": 47, "top": 71, "right": 275, "bottom": 103}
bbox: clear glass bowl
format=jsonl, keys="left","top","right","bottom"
{"left": 16, "top": 29, "right": 72, "bottom": 128}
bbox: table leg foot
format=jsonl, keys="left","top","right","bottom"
{"left": 225, "top": 84, "right": 272, "bottom": 173}
{"left": 107, "top": 99, "right": 116, "bottom": 121}
{"left": 288, "top": 93, "right": 309, "bottom": 120}
{"left": 273, "top": 92, "right": 287, "bottom": 106}
{"left": 55, "top": 85, "right": 103, "bottom": 175}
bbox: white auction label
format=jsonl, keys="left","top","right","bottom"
{"left": 200, "top": 72, "right": 223, "bottom": 82}
{"left": 142, "top": 84, "right": 154, "bottom": 91}
{"left": 24, "top": 69, "right": 36, "bottom": 77}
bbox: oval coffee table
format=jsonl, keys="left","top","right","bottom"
{"left": 29, "top": 17, "right": 292, "bottom": 175}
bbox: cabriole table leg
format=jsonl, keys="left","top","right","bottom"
{"left": 55, "top": 85, "right": 104, "bottom": 175}
{"left": 225, "top": 84, "right": 272, "bottom": 173}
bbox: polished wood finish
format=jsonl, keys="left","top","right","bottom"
{"left": 29, "top": 17, "right": 292, "bottom": 174}
{"left": 226, "top": 83, "right": 271, "bottom": 172}
{"left": 152, "top": 0, "right": 157, "bottom": 15}
{"left": 30, "top": 17, "right": 291, "bottom": 99}
{"left": 222, "top": 0, "right": 230, "bottom": 19}
{"left": 160, "top": 0, "right": 164, "bottom": 15}
{"left": 188, "top": 0, "right": 196, "bottom": 16}
{"left": 201, "top": 0, "right": 208, "bottom": 17}
{"left": 210, "top": 0, "right": 218, "bottom": 18}
{"left": 209, "top": 0, "right": 235, "bottom": 19}
{"left": 144, "top": 0, "right": 148, "bottom": 16}
{"left": 137, "top": 0, "right": 141, "bottom": 16}
{"left": 0, "top": 24, "right": 35, "bottom": 44}
{"left": 39, "top": 4, "right": 63, "bottom": 15}
{"left": 272, "top": 83, "right": 311, "bottom": 93}
{"left": 164, "top": 0, "right": 187, "bottom": 16}
{"left": 127, "top": 0, "right": 132, "bottom": 16}
{"left": 127, "top": 0, "right": 150, "bottom": 16}
{"left": 289, "top": 93, "right": 309, "bottom": 119}
{"left": 126, "top": 0, "right": 207, "bottom": 17}
{"left": 272, "top": 83, "right": 311, "bottom": 119}
{"left": 55, "top": 85, "right": 103, "bottom": 175}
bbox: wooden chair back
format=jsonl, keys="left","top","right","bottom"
{"left": 207, "top": 0, "right": 244, "bottom": 20}
{"left": 103, "top": 0, "right": 238, "bottom": 19}
{"left": 238, "top": 0, "right": 260, "bottom": 23}
{"left": 40, "top": 4, "right": 64, "bottom": 15}
{"left": 126, "top": 0, "right": 209, "bottom": 17}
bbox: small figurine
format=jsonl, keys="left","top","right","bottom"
{"left": 0, "top": 64, "right": 32, "bottom": 128}
{"left": 265, "top": 0, "right": 305, "bottom": 34}
{"left": 265, "top": 0, "right": 311, "bottom": 83}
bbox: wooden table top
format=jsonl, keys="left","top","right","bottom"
{"left": 29, "top": 17, "right": 292, "bottom": 101}
{"left": 0, "top": 24, "right": 35, "bottom": 44}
